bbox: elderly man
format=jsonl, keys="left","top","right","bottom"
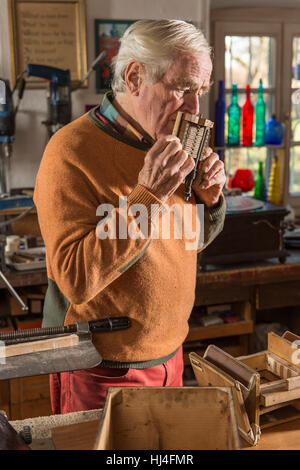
{"left": 34, "top": 19, "right": 226, "bottom": 414}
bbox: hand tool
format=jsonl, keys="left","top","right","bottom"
{"left": 0, "top": 317, "right": 131, "bottom": 380}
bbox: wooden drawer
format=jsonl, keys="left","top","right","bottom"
{"left": 195, "top": 284, "right": 250, "bottom": 306}
{"left": 256, "top": 281, "right": 300, "bottom": 309}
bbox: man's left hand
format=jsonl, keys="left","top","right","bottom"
{"left": 192, "top": 147, "right": 226, "bottom": 208}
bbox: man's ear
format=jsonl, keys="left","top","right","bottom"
{"left": 124, "top": 61, "right": 144, "bottom": 95}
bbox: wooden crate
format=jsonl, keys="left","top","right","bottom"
{"left": 94, "top": 387, "right": 240, "bottom": 450}
{"left": 190, "top": 330, "right": 300, "bottom": 446}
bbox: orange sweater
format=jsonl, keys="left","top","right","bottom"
{"left": 34, "top": 110, "right": 225, "bottom": 365}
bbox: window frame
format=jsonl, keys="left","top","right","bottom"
{"left": 211, "top": 8, "right": 300, "bottom": 213}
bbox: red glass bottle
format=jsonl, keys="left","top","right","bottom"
{"left": 242, "top": 84, "right": 254, "bottom": 146}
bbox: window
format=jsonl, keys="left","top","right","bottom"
{"left": 289, "top": 35, "right": 300, "bottom": 193}
{"left": 224, "top": 34, "right": 276, "bottom": 180}
{"left": 211, "top": 9, "right": 300, "bottom": 211}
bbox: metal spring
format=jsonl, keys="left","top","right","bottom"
{"left": 0, "top": 324, "right": 76, "bottom": 342}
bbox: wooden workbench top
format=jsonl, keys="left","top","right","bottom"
{"left": 1, "top": 249, "right": 300, "bottom": 291}
{"left": 197, "top": 249, "right": 300, "bottom": 286}
{"left": 0, "top": 268, "right": 47, "bottom": 289}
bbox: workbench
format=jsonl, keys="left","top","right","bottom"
{"left": 2, "top": 250, "right": 300, "bottom": 421}
{"left": 9, "top": 411, "right": 300, "bottom": 450}
{"left": 184, "top": 250, "right": 300, "bottom": 364}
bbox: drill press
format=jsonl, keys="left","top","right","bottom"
{"left": 0, "top": 77, "right": 25, "bottom": 198}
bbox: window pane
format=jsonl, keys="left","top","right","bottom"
{"left": 291, "top": 37, "right": 300, "bottom": 88}
{"left": 291, "top": 95, "right": 300, "bottom": 142}
{"left": 225, "top": 147, "right": 269, "bottom": 195}
{"left": 225, "top": 36, "right": 275, "bottom": 89}
{"left": 289, "top": 146, "right": 300, "bottom": 194}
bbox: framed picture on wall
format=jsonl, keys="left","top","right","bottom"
{"left": 8, "top": 0, "right": 87, "bottom": 88}
{"left": 94, "top": 19, "right": 135, "bottom": 94}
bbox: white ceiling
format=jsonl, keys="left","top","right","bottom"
{"left": 211, "top": 0, "right": 300, "bottom": 8}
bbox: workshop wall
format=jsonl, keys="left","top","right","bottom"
{"left": 0, "top": 0, "right": 210, "bottom": 190}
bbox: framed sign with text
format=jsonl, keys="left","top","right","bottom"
{"left": 8, "top": 0, "right": 88, "bottom": 88}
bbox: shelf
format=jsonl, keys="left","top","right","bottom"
{"left": 185, "top": 320, "right": 253, "bottom": 343}
{"left": 214, "top": 145, "right": 284, "bottom": 150}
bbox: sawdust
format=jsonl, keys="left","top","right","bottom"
{"left": 10, "top": 408, "right": 102, "bottom": 440}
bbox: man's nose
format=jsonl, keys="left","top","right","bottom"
{"left": 181, "top": 93, "right": 200, "bottom": 115}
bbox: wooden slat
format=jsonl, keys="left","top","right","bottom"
{"left": 238, "top": 351, "right": 268, "bottom": 371}
{"left": 260, "top": 387, "right": 300, "bottom": 407}
{"left": 52, "top": 420, "right": 99, "bottom": 450}
{"left": 260, "top": 379, "right": 286, "bottom": 392}
{"left": 259, "top": 399, "right": 300, "bottom": 415}
{"left": 189, "top": 353, "right": 256, "bottom": 444}
{"left": 186, "top": 320, "right": 253, "bottom": 342}
{"left": 268, "top": 332, "right": 300, "bottom": 367}
{"left": 0, "top": 334, "right": 79, "bottom": 358}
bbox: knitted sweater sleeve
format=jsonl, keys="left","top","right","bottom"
{"left": 33, "top": 130, "right": 162, "bottom": 305}
{"left": 197, "top": 193, "right": 226, "bottom": 253}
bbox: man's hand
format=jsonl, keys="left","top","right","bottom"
{"left": 138, "top": 136, "right": 195, "bottom": 203}
{"left": 192, "top": 147, "right": 226, "bottom": 207}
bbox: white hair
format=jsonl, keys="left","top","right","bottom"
{"left": 111, "top": 19, "right": 211, "bottom": 94}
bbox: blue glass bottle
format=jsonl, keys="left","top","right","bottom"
{"left": 214, "top": 80, "right": 225, "bottom": 147}
{"left": 265, "top": 115, "right": 284, "bottom": 145}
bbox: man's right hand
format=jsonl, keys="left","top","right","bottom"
{"left": 138, "top": 136, "right": 195, "bottom": 203}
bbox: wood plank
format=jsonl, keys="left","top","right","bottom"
{"left": 238, "top": 351, "right": 268, "bottom": 371}
{"left": 95, "top": 387, "right": 240, "bottom": 450}
{"left": 259, "top": 369, "right": 280, "bottom": 383}
{"left": 195, "top": 284, "right": 250, "bottom": 305}
{"left": 51, "top": 420, "right": 99, "bottom": 450}
{"left": 257, "top": 282, "right": 300, "bottom": 309}
{"left": 189, "top": 353, "right": 256, "bottom": 444}
{"left": 9, "top": 376, "right": 50, "bottom": 404}
{"left": 267, "top": 352, "right": 299, "bottom": 378}
{"left": 185, "top": 320, "right": 253, "bottom": 342}
{"left": 196, "top": 262, "right": 300, "bottom": 289}
{"left": 260, "top": 379, "right": 287, "bottom": 393}
{"left": 259, "top": 399, "right": 300, "bottom": 415}
{"left": 242, "top": 417, "right": 300, "bottom": 450}
{"left": 10, "top": 398, "right": 52, "bottom": 420}
{"left": 268, "top": 332, "right": 297, "bottom": 364}
{"left": 286, "top": 376, "right": 300, "bottom": 391}
{"left": 260, "top": 387, "right": 300, "bottom": 407}
{"left": 212, "top": 7, "right": 300, "bottom": 23}
{"left": 0, "top": 334, "right": 79, "bottom": 358}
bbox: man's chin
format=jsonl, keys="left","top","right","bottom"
{"left": 157, "top": 123, "right": 176, "bottom": 139}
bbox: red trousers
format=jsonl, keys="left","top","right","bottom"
{"left": 50, "top": 346, "right": 183, "bottom": 414}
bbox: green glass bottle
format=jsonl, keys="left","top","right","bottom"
{"left": 255, "top": 79, "right": 266, "bottom": 146}
{"left": 227, "top": 84, "right": 240, "bottom": 146}
{"left": 254, "top": 161, "right": 266, "bottom": 201}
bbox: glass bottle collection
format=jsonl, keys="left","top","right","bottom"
{"left": 215, "top": 79, "right": 283, "bottom": 148}
{"left": 215, "top": 80, "right": 284, "bottom": 203}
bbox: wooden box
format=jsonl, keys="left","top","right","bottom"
{"left": 198, "top": 202, "right": 289, "bottom": 270}
{"left": 190, "top": 330, "right": 300, "bottom": 446}
{"left": 94, "top": 387, "right": 240, "bottom": 450}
